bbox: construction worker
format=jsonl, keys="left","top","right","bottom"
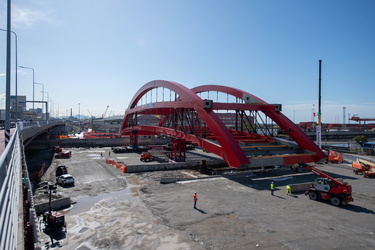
{"left": 193, "top": 192, "right": 198, "bottom": 208}
{"left": 286, "top": 184, "right": 292, "bottom": 195}
{"left": 270, "top": 182, "right": 275, "bottom": 196}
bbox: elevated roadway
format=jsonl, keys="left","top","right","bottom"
{"left": 0, "top": 121, "right": 64, "bottom": 249}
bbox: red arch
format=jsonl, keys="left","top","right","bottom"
{"left": 192, "top": 85, "right": 267, "bottom": 104}
{"left": 120, "top": 81, "right": 326, "bottom": 168}
{"left": 120, "top": 80, "right": 250, "bottom": 168}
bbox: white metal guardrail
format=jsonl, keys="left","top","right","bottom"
{"left": 0, "top": 121, "right": 65, "bottom": 249}
{"left": 0, "top": 125, "right": 22, "bottom": 250}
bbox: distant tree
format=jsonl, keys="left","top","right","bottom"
{"left": 353, "top": 135, "right": 368, "bottom": 146}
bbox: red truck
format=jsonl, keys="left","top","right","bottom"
{"left": 298, "top": 162, "right": 353, "bottom": 206}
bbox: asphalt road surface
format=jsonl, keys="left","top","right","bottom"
{"left": 35, "top": 147, "right": 375, "bottom": 249}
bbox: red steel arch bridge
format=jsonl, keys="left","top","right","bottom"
{"left": 119, "top": 80, "right": 326, "bottom": 168}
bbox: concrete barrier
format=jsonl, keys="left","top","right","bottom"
{"left": 126, "top": 162, "right": 193, "bottom": 173}
{"left": 290, "top": 182, "right": 313, "bottom": 193}
{"left": 34, "top": 198, "right": 71, "bottom": 215}
{"left": 48, "top": 137, "right": 171, "bottom": 148}
{"left": 123, "top": 159, "right": 225, "bottom": 173}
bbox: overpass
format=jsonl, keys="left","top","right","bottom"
{"left": 0, "top": 121, "right": 64, "bottom": 250}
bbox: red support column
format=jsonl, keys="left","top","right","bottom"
{"left": 170, "top": 139, "right": 186, "bottom": 162}
{"left": 130, "top": 131, "right": 138, "bottom": 147}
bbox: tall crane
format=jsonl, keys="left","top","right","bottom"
{"left": 87, "top": 109, "right": 94, "bottom": 118}
{"left": 102, "top": 105, "right": 109, "bottom": 118}
{"left": 349, "top": 115, "right": 375, "bottom": 124}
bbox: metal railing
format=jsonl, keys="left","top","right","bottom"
{"left": 0, "top": 125, "right": 22, "bottom": 250}
{"left": 0, "top": 121, "right": 64, "bottom": 249}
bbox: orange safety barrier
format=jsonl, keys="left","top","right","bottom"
{"left": 121, "top": 166, "right": 127, "bottom": 173}
{"left": 105, "top": 159, "right": 127, "bottom": 173}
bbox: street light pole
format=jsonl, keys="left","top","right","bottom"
{"left": 318, "top": 60, "right": 322, "bottom": 126}
{"left": 49, "top": 97, "right": 54, "bottom": 118}
{"left": 19, "top": 66, "right": 35, "bottom": 112}
{"left": 56, "top": 104, "right": 59, "bottom": 118}
{"left": 0, "top": 28, "right": 18, "bottom": 119}
{"left": 35, "top": 82, "right": 44, "bottom": 118}
{"left": 78, "top": 103, "right": 81, "bottom": 128}
{"left": 4, "top": 0, "right": 11, "bottom": 147}
{"left": 44, "top": 91, "right": 49, "bottom": 120}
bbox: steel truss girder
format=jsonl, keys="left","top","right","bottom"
{"left": 191, "top": 84, "right": 326, "bottom": 161}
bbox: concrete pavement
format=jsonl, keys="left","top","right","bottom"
{"left": 33, "top": 146, "right": 375, "bottom": 249}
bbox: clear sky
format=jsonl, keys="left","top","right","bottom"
{"left": 0, "top": 0, "right": 374, "bottom": 123}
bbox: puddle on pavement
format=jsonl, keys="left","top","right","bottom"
{"left": 87, "top": 153, "right": 102, "bottom": 160}
{"left": 66, "top": 176, "right": 142, "bottom": 215}
{"left": 87, "top": 154, "right": 100, "bottom": 157}
{"left": 67, "top": 188, "right": 132, "bottom": 215}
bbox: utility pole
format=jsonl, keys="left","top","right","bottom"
{"left": 5, "top": 0, "right": 11, "bottom": 147}
{"left": 316, "top": 60, "right": 322, "bottom": 149}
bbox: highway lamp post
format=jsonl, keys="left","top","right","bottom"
{"left": 19, "top": 66, "right": 35, "bottom": 112}
{"left": 47, "top": 96, "right": 53, "bottom": 118}
{"left": 56, "top": 104, "right": 59, "bottom": 119}
{"left": 50, "top": 98, "right": 54, "bottom": 118}
{"left": 0, "top": 28, "right": 18, "bottom": 120}
{"left": 78, "top": 103, "right": 81, "bottom": 129}
{"left": 45, "top": 91, "right": 49, "bottom": 120}
{"left": 40, "top": 91, "right": 45, "bottom": 118}
{"left": 4, "top": 0, "right": 11, "bottom": 147}
{"left": 316, "top": 60, "right": 322, "bottom": 149}
{"left": 34, "top": 82, "right": 44, "bottom": 119}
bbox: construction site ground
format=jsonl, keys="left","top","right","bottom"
{"left": 32, "top": 147, "right": 375, "bottom": 250}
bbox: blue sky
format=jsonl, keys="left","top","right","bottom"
{"left": 0, "top": 0, "right": 374, "bottom": 123}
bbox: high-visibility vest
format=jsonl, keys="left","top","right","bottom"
{"left": 193, "top": 194, "right": 198, "bottom": 201}
{"left": 270, "top": 183, "right": 274, "bottom": 190}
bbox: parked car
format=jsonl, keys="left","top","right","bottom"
{"left": 55, "top": 151, "right": 72, "bottom": 159}
{"left": 55, "top": 165, "right": 68, "bottom": 177}
{"left": 56, "top": 174, "right": 75, "bottom": 186}
{"left": 52, "top": 146, "right": 62, "bottom": 153}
